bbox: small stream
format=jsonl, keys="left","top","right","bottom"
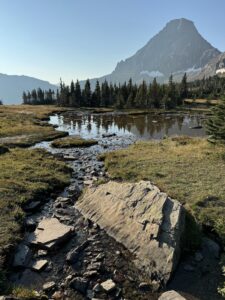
{"left": 10, "top": 110, "right": 221, "bottom": 300}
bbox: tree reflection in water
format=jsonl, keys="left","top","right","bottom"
{"left": 56, "top": 112, "right": 206, "bottom": 139}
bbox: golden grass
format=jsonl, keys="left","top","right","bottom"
{"left": 0, "top": 148, "right": 71, "bottom": 264}
{"left": 52, "top": 136, "right": 98, "bottom": 148}
{"left": 0, "top": 105, "right": 68, "bottom": 147}
{"left": 103, "top": 137, "right": 225, "bottom": 243}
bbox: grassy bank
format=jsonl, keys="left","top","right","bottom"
{"left": 52, "top": 136, "right": 98, "bottom": 148}
{"left": 0, "top": 148, "right": 71, "bottom": 274}
{"left": 102, "top": 136, "right": 225, "bottom": 244}
{"left": 0, "top": 105, "right": 69, "bottom": 147}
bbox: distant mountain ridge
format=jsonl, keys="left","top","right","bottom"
{"left": 86, "top": 18, "right": 220, "bottom": 86}
{"left": 0, "top": 73, "right": 57, "bottom": 104}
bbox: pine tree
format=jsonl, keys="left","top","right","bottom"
{"left": 149, "top": 78, "right": 161, "bottom": 108}
{"left": 101, "top": 80, "right": 110, "bottom": 107}
{"left": 37, "top": 88, "right": 44, "bottom": 104}
{"left": 83, "top": 79, "right": 91, "bottom": 106}
{"left": 179, "top": 73, "right": 188, "bottom": 103}
{"left": 31, "top": 89, "right": 38, "bottom": 104}
{"left": 75, "top": 80, "right": 82, "bottom": 106}
{"left": 93, "top": 80, "right": 101, "bottom": 107}
{"left": 135, "top": 81, "right": 148, "bottom": 108}
{"left": 22, "top": 91, "right": 28, "bottom": 104}
{"left": 166, "top": 74, "right": 177, "bottom": 108}
{"left": 206, "top": 97, "right": 225, "bottom": 142}
{"left": 115, "top": 91, "right": 125, "bottom": 109}
{"left": 69, "top": 80, "right": 76, "bottom": 106}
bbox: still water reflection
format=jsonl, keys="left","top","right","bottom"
{"left": 50, "top": 112, "right": 207, "bottom": 140}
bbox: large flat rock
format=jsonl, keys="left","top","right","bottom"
{"left": 76, "top": 181, "right": 185, "bottom": 285}
{"left": 28, "top": 218, "right": 73, "bottom": 249}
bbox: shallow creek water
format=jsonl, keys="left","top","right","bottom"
{"left": 10, "top": 111, "right": 222, "bottom": 300}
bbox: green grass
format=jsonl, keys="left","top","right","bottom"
{"left": 52, "top": 136, "right": 98, "bottom": 148}
{"left": 0, "top": 148, "right": 71, "bottom": 267}
{"left": 0, "top": 105, "right": 68, "bottom": 147}
{"left": 102, "top": 136, "right": 225, "bottom": 245}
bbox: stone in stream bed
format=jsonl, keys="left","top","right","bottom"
{"left": 70, "top": 277, "right": 88, "bottom": 294}
{"left": 158, "top": 290, "right": 187, "bottom": 299}
{"left": 66, "top": 240, "right": 89, "bottom": 263}
{"left": 43, "top": 281, "right": 56, "bottom": 291}
{"left": 28, "top": 218, "right": 73, "bottom": 249}
{"left": 31, "top": 259, "right": 48, "bottom": 271}
{"left": 100, "top": 279, "right": 116, "bottom": 292}
{"left": 76, "top": 180, "right": 185, "bottom": 286}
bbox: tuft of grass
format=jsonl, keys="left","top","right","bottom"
{"left": 52, "top": 136, "right": 98, "bottom": 148}
{"left": 12, "top": 286, "right": 37, "bottom": 299}
{"left": 0, "top": 148, "right": 71, "bottom": 267}
{"left": 103, "top": 136, "right": 225, "bottom": 245}
{"left": 0, "top": 105, "right": 68, "bottom": 147}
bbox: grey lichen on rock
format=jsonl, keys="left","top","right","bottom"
{"left": 76, "top": 181, "right": 185, "bottom": 285}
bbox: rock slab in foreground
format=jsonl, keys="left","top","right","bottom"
{"left": 76, "top": 181, "right": 185, "bottom": 285}
{"left": 29, "top": 218, "right": 73, "bottom": 249}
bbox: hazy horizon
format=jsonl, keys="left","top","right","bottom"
{"left": 0, "top": 0, "right": 225, "bottom": 84}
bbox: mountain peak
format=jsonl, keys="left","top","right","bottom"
{"left": 89, "top": 18, "right": 220, "bottom": 86}
{"left": 164, "top": 18, "right": 196, "bottom": 33}
{"left": 166, "top": 18, "right": 194, "bottom": 26}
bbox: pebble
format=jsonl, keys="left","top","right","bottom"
{"left": 101, "top": 279, "right": 116, "bottom": 292}
{"left": 52, "top": 291, "right": 64, "bottom": 300}
{"left": 31, "top": 259, "right": 48, "bottom": 271}
{"left": 43, "top": 281, "right": 56, "bottom": 291}
{"left": 38, "top": 249, "right": 48, "bottom": 257}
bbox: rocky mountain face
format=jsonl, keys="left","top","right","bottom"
{"left": 191, "top": 51, "right": 225, "bottom": 80}
{"left": 0, "top": 73, "right": 57, "bottom": 104}
{"left": 89, "top": 18, "right": 220, "bottom": 86}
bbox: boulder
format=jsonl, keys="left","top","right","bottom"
{"left": 28, "top": 218, "right": 73, "bottom": 249}
{"left": 76, "top": 181, "right": 185, "bottom": 285}
{"left": 159, "top": 290, "right": 187, "bottom": 299}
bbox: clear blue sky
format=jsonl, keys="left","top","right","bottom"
{"left": 0, "top": 0, "right": 224, "bottom": 84}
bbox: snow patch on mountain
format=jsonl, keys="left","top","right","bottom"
{"left": 216, "top": 68, "right": 225, "bottom": 74}
{"left": 140, "top": 70, "right": 164, "bottom": 77}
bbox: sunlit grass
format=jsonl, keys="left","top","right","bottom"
{"left": 52, "top": 136, "right": 98, "bottom": 148}
{"left": 0, "top": 105, "right": 68, "bottom": 147}
{"left": 103, "top": 136, "right": 225, "bottom": 244}
{"left": 0, "top": 148, "right": 71, "bottom": 264}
